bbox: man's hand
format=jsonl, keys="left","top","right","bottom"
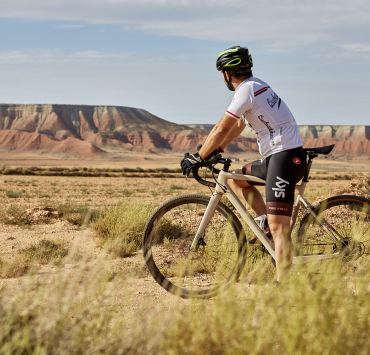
{"left": 180, "top": 152, "right": 202, "bottom": 176}
{"left": 196, "top": 144, "right": 224, "bottom": 159}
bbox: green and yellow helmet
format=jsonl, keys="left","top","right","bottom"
{"left": 216, "top": 46, "right": 253, "bottom": 74}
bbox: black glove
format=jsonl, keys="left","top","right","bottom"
{"left": 180, "top": 152, "right": 203, "bottom": 176}
{"left": 196, "top": 144, "right": 224, "bottom": 159}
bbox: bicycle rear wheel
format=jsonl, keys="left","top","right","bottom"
{"left": 143, "top": 195, "right": 247, "bottom": 298}
{"left": 297, "top": 195, "right": 370, "bottom": 260}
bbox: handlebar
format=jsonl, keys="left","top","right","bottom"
{"left": 191, "top": 154, "right": 232, "bottom": 188}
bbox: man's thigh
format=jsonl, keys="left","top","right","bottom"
{"left": 232, "top": 158, "right": 268, "bottom": 188}
{"left": 265, "top": 150, "right": 304, "bottom": 216}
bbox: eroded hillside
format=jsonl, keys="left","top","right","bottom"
{"left": 0, "top": 104, "right": 369, "bottom": 157}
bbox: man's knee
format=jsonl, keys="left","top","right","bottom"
{"left": 231, "top": 168, "right": 251, "bottom": 188}
{"left": 267, "top": 214, "right": 291, "bottom": 237}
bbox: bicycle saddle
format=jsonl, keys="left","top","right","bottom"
{"left": 303, "top": 144, "right": 335, "bottom": 155}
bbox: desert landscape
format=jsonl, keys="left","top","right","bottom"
{"left": 0, "top": 104, "right": 369, "bottom": 353}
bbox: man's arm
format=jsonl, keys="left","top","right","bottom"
{"left": 198, "top": 114, "right": 239, "bottom": 160}
{"left": 219, "top": 117, "right": 246, "bottom": 148}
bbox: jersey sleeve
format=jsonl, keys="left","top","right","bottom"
{"left": 225, "top": 82, "right": 254, "bottom": 119}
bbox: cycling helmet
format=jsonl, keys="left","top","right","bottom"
{"left": 216, "top": 46, "right": 253, "bottom": 75}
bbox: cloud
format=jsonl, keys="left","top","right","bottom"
{"left": 340, "top": 43, "right": 370, "bottom": 54}
{"left": 0, "top": 50, "right": 130, "bottom": 64}
{"left": 54, "top": 23, "right": 86, "bottom": 29}
{"left": 1, "top": 0, "right": 369, "bottom": 49}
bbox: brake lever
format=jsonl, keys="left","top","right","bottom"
{"left": 207, "top": 153, "right": 223, "bottom": 165}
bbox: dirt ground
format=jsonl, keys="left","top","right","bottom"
{"left": 0, "top": 153, "right": 369, "bottom": 312}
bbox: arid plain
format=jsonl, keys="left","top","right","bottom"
{"left": 0, "top": 151, "right": 369, "bottom": 354}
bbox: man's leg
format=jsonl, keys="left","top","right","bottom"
{"left": 264, "top": 147, "right": 307, "bottom": 281}
{"left": 267, "top": 214, "right": 292, "bottom": 281}
{"left": 228, "top": 167, "right": 266, "bottom": 216}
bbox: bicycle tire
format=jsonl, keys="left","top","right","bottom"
{"left": 143, "top": 194, "right": 247, "bottom": 299}
{"left": 297, "top": 194, "right": 370, "bottom": 260}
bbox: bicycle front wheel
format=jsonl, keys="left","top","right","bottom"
{"left": 143, "top": 195, "right": 247, "bottom": 298}
{"left": 297, "top": 194, "right": 370, "bottom": 260}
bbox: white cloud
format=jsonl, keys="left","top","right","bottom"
{"left": 0, "top": 50, "right": 130, "bottom": 64}
{"left": 1, "top": 0, "right": 369, "bottom": 48}
{"left": 340, "top": 43, "right": 370, "bottom": 54}
{"left": 54, "top": 23, "right": 86, "bottom": 29}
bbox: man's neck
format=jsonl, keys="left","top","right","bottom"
{"left": 232, "top": 75, "right": 251, "bottom": 89}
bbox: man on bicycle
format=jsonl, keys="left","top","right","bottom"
{"left": 181, "top": 46, "right": 307, "bottom": 281}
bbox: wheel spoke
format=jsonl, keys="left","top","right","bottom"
{"left": 297, "top": 197, "right": 370, "bottom": 260}
{"left": 143, "top": 195, "right": 246, "bottom": 298}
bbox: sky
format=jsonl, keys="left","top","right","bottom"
{"left": 0, "top": 0, "right": 369, "bottom": 125}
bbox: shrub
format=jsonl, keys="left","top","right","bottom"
{"left": 0, "top": 239, "right": 68, "bottom": 279}
{"left": 92, "top": 200, "right": 152, "bottom": 257}
{"left": 0, "top": 257, "right": 29, "bottom": 278}
{"left": 20, "top": 239, "right": 68, "bottom": 265}
{"left": 0, "top": 240, "right": 68, "bottom": 279}
{"left": 5, "top": 190, "right": 24, "bottom": 199}
{"left": 56, "top": 204, "right": 99, "bottom": 226}
{"left": 0, "top": 205, "right": 32, "bottom": 226}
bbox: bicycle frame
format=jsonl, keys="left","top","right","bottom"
{"left": 190, "top": 170, "right": 341, "bottom": 264}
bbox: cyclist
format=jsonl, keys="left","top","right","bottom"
{"left": 181, "top": 46, "right": 307, "bottom": 281}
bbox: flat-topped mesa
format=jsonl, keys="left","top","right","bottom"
{"left": 0, "top": 104, "right": 368, "bottom": 157}
{"left": 0, "top": 104, "right": 206, "bottom": 156}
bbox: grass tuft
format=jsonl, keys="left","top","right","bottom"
{"left": 0, "top": 205, "right": 32, "bottom": 226}
{"left": 20, "top": 239, "right": 68, "bottom": 265}
{"left": 92, "top": 200, "right": 152, "bottom": 257}
{"left": 56, "top": 204, "right": 99, "bottom": 226}
{"left": 0, "top": 240, "right": 68, "bottom": 279}
{"left": 5, "top": 190, "right": 24, "bottom": 198}
{"left": 0, "top": 257, "right": 30, "bottom": 279}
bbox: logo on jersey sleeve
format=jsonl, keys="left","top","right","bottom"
{"left": 267, "top": 92, "right": 279, "bottom": 108}
{"left": 272, "top": 176, "right": 290, "bottom": 198}
{"left": 267, "top": 91, "right": 282, "bottom": 109}
{"left": 293, "top": 157, "right": 301, "bottom": 165}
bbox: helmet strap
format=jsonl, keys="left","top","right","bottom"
{"left": 223, "top": 71, "right": 235, "bottom": 91}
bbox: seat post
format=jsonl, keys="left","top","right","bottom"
{"left": 303, "top": 154, "right": 317, "bottom": 182}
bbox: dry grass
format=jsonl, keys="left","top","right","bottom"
{"left": 5, "top": 190, "right": 24, "bottom": 198}
{"left": 0, "top": 257, "right": 368, "bottom": 354}
{"left": 0, "top": 240, "right": 68, "bottom": 278}
{"left": 0, "top": 260, "right": 158, "bottom": 354}
{"left": 161, "top": 263, "right": 370, "bottom": 355}
{"left": 20, "top": 239, "right": 68, "bottom": 265}
{"left": 0, "top": 161, "right": 368, "bottom": 354}
{"left": 0, "top": 256, "right": 30, "bottom": 279}
{"left": 92, "top": 200, "right": 152, "bottom": 257}
{"left": 0, "top": 203, "right": 99, "bottom": 227}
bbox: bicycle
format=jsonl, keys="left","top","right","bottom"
{"left": 142, "top": 144, "right": 369, "bottom": 298}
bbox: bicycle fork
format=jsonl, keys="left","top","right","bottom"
{"left": 189, "top": 192, "right": 222, "bottom": 251}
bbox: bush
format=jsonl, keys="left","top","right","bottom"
{"left": 0, "top": 240, "right": 68, "bottom": 279}
{"left": 20, "top": 239, "right": 68, "bottom": 265}
{"left": 56, "top": 204, "right": 99, "bottom": 226}
{"left": 92, "top": 200, "right": 152, "bottom": 257}
{"left": 5, "top": 190, "right": 24, "bottom": 198}
{"left": 0, "top": 257, "right": 29, "bottom": 278}
{"left": 0, "top": 205, "right": 32, "bottom": 226}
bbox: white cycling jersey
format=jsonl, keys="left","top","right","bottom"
{"left": 225, "top": 76, "right": 303, "bottom": 158}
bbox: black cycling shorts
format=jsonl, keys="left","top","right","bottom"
{"left": 242, "top": 147, "right": 307, "bottom": 216}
